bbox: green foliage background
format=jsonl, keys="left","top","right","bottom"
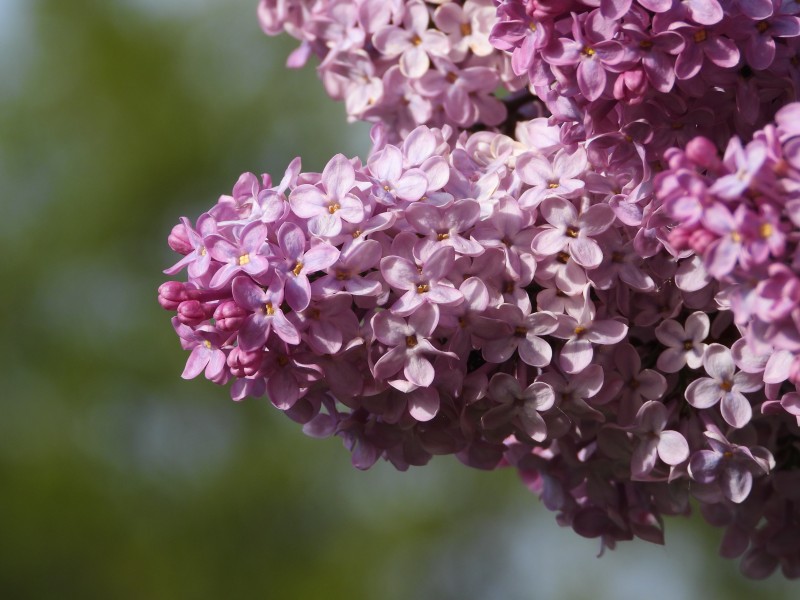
{"left": 0, "top": 1, "right": 796, "bottom": 598}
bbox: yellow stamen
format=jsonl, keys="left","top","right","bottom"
{"left": 556, "top": 252, "right": 570, "bottom": 264}
{"left": 200, "top": 246, "right": 207, "bottom": 256}
{"left": 514, "top": 326, "right": 528, "bottom": 337}
{"left": 460, "top": 22, "right": 472, "bottom": 37}
{"left": 437, "top": 232, "right": 450, "bottom": 241}
{"left": 416, "top": 283, "right": 430, "bottom": 294}
{"left": 574, "top": 326, "right": 586, "bottom": 336}
{"left": 760, "top": 223, "right": 773, "bottom": 238}
{"left": 446, "top": 72, "right": 458, "bottom": 84}
{"left": 292, "top": 262, "right": 303, "bottom": 276}
{"left": 694, "top": 29, "right": 707, "bottom": 43}
{"left": 336, "top": 270, "right": 349, "bottom": 281}
{"left": 548, "top": 182, "right": 559, "bottom": 189}
{"left": 406, "top": 335, "right": 418, "bottom": 348}
{"left": 582, "top": 46, "right": 595, "bottom": 56}
{"left": 731, "top": 231, "right": 742, "bottom": 243}
{"left": 328, "top": 203, "right": 341, "bottom": 214}
{"left": 203, "top": 340, "right": 212, "bottom": 349}
{"left": 566, "top": 226, "right": 579, "bottom": 238}
{"left": 265, "top": 302, "right": 275, "bottom": 316}
{"left": 412, "top": 34, "right": 423, "bottom": 46}
{"left": 238, "top": 254, "right": 250, "bottom": 266}
{"left": 720, "top": 380, "right": 733, "bottom": 392}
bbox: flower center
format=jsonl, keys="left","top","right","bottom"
{"left": 446, "top": 72, "right": 458, "bottom": 84}
{"left": 328, "top": 203, "right": 341, "bottom": 214}
{"left": 693, "top": 29, "right": 707, "bottom": 43}
{"left": 760, "top": 223, "right": 773, "bottom": 238}
{"left": 556, "top": 252, "right": 570, "bottom": 264}
{"left": 336, "top": 270, "right": 349, "bottom": 281}
{"left": 683, "top": 340, "right": 694, "bottom": 351}
{"left": 437, "top": 232, "right": 450, "bottom": 241}
{"left": 514, "top": 326, "right": 528, "bottom": 337}
{"left": 417, "top": 283, "right": 430, "bottom": 294}
{"left": 756, "top": 21, "right": 769, "bottom": 34}
{"left": 200, "top": 246, "right": 207, "bottom": 256}
{"left": 639, "top": 40, "right": 653, "bottom": 50}
{"left": 460, "top": 22, "right": 472, "bottom": 37}
{"left": 238, "top": 253, "right": 251, "bottom": 266}
{"left": 719, "top": 380, "right": 733, "bottom": 392}
{"left": 574, "top": 326, "right": 586, "bottom": 336}
{"left": 412, "top": 34, "right": 423, "bottom": 46}
{"left": 292, "top": 261, "right": 304, "bottom": 276}
{"left": 566, "top": 226, "right": 579, "bottom": 238}
{"left": 582, "top": 46, "right": 595, "bottom": 57}
{"left": 548, "top": 181, "right": 560, "bottom": 189}
{"left": 265, "top": 302, "right": 275, "bottom": 315}
{"left": 406, "top": 335, "right": 418, "bottom": 348}
{"left": 203, "top": 340, "right": 212, "bottom": 349}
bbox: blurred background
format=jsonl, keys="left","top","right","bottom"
{"left": 0, "top": 0, "right": 797, "bottom": 598}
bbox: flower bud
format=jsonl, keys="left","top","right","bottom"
{"left": 168, "top": 222, "right": 193, "bottom": 254}
{"left": 158, "top": 281, "right": 187, "bottom": 310}
{"left": 177, "top": 300, "right": 210, "bottom": 326}
{"left": 227, "top": 346, "right": 262, "bottom": 377}
{"left": 685, "top": 137, "right": 721, "bottom": 171}
{"left": 214, "top": 300, "right": 248, "bottom": 331}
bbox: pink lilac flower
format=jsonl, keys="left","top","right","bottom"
{"left": 654, "top": 311, "right": 710, "bottom": 372}
{"left": 372, "top": 1, "right": 450, "bottom": 79}
{"left": 541, "top": 11, "right": 627, "bottom": 102}
{"left": 380, "top": 244, "right": 463, "bottom": 316}
{"left": 173, "top": 318, "right": 229, "bottom": 382}
{"left": 531, "top": 198, "right": 616, "bottom": 269}
{"left": 271, "top": 222, "right": 340, "bottom": 312}
{"left": 206, "top": 221, "right": 271, "bottom": 288}
{"left": 688, "top": 431, "right": 774, "bottom": 503}
{"left": 311, "top": 238, "right": 384, "bottom": 297}
{"left": 516, "top": 148, "right": 588, "bottom": 209}
{"left": 232, "top": 275, "right": 300, "bottom": 351}
{"left": 551, "top": 302, "right": 628, "bottom": 374}
{"left": 482, "top": 373, "right": 556, "bottom": 442}
{"left": 685, "top": 344, "right": 762, "bottom": 428}
{"left": 628, "top": 401, "right": 690, "bottom": 479}
{"left": 371, "top": 304, "right": 455, "bottom": 389}
{"left": 289, "top": 153, "right": 365, "bottom": 238}
{"left": 481, "top": 304, "right": 558, "bottom": 367}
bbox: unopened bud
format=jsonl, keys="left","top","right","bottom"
{"left": 158, "top": 281, "right": 187, "bottom": 310}
{"left": 214, "top": 300, "right": 248, "bottom": 331}
{"left": 177, "top": 300, "right": 210, "bottom": 326}
{"left": 685, "top": 137, "right": 721, "bottom": 172}
{"left": 168, "top": 222, "right": 193, "bottom": 254}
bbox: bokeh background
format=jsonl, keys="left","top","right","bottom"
{"left": 1, "top": 1, "right": 797, "bottom": 598}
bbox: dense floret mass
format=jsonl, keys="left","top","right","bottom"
{"left": 159, "top": 0, "right": 800, "bottom": 579}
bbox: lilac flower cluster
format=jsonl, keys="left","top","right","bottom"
{"left": 159, "top": 0, "right": 800, "bottom": 581}
{"left": 491, "top": 0, "right": 800, "bottom": 157}
{"left": 257, "top": 0, "right": 521, "bottom": 137}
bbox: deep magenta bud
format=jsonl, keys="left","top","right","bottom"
{"left": 158, "top": 281, "right": 187, "bottom": 310}
{"left": 168, "top": 222, "right": 193, "bottom": 254}
{"left": 227, "top": 346, "right": 262, "bottom": 377}
{"left": 177, "top": 300, "right": 210, "bottom": 326}
{"left": 685, "top": 137, "right": 721, "bottom": 171}
{"left": 214, "top": 300, "right": 248, "bottom": 331}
